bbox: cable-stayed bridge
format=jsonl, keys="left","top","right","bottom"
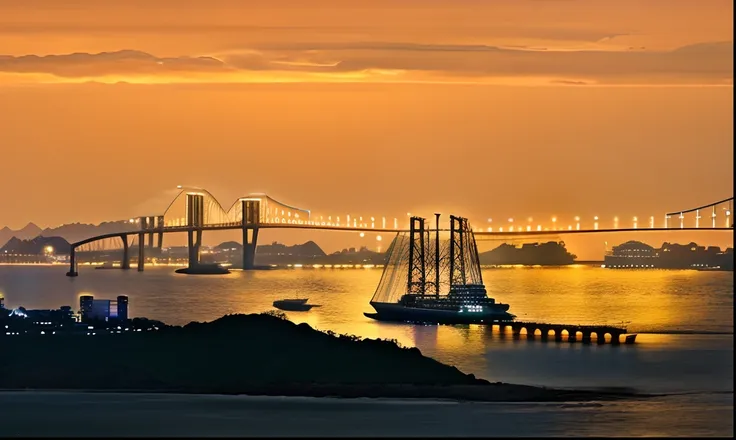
{"left": 65, "top": 186, "right": 732, "bottom": 276}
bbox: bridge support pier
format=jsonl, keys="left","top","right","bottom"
{"left": 156, "top": 216, "right": 164, "bottom": 250}
{"left": 539, "top": 327, "right": 549, "bottom": 341}
{"left": 241, "top": 199, "right": 261, "bottom": 270}
{"left": 147, "top": 216, "right": 155, "bottom": 249}
{"left": 187, "top": 229, "right": 202, "bottom": 267}
{"left": 66, "top": 247, "right": 78, "bottom": 277}
{"left": 186, "top": 193, "right": 205, "bottom": 268}
{"left": 121, "top": 235, "right": 130, "bottom": 270}
{"left": 138, "top": 232, "right": 145, "bottom": 271}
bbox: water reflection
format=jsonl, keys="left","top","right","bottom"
{"left": 0, "top": 265, "right": 732, "bottom": 393}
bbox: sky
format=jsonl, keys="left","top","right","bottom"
{"left": 0, "top": 0, "right": 732, "bottom": 257}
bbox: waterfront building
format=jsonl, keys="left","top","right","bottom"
{"left": 79, "top": 295, "right": 94, "bottom": 320}
{"left": 604, "top": 241, "right": 733, "bottom": 270}
{"left": 117, "top": 295, "right": 129, "bottom": 321}
{"left": 79, "top": 295, "right": 129, "bottom": 322}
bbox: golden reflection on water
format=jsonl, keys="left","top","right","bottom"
{"left": 0, "top": 265, "right": 732, "bottom": 392}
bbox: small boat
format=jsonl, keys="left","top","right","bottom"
{"left": 273, "top": 298, "right": 320, "bottom": 312}
{"left": 625, "top": 334, "right": 638, "bottom": 344}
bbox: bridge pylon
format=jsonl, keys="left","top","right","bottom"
{"left": 242, "top": 198, "right": 260, "bottom": 270}
{"left": 187, "top": 193, "right": 205, "bottom": 268}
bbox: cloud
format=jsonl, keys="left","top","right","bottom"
{"left": 551, "top": 80, "right": 588, "bottom": 85}
{"left": 0, "top": 41, "right": 732, "bottom": 85}
{"left": 0, "top": 50, "right": 229, "bottom": 78}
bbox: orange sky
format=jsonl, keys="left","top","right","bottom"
{"left": 0, "top": 0, "right": 732, "bottom": 257}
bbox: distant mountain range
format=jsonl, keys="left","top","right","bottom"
{"left": 0, "top": 236, "right": 72, "bottom": 255}
{"left": 0, "top": 221, "right": 137, "bottom": 249}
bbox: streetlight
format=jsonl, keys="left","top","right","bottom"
{"left": 633, "top": 216, "right": 638, "bottom": 229}
{"left": 649, "top": 216, "right": 655, "bottom": 229}
{"left": 508, "top": 218, "right": 514, "bottom": 232}
{"left": 593, "top": 216, "right": 599, "bottom": 230}
{"left": 574, "top": 216, "right": 580, "bottom": 230}
{"left": 552, "top": 217, "right": 557, "bottom": 231}
{"left": 613, "top": 216, "right": 619, "bottom": 229}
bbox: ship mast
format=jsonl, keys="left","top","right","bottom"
{"left": 407, "top": 217, "right": 427, "bottom": 294}
{"left": 449, "top": 216, "right": 480, "bottom": 286}
{"left": 434, "top": 213, "right": 441, "bottom": 298}
{"left": 449, "top": 215, "right": 466, "bottom": 285}
{"left": 470, "top": 221, "right": 484, "bottom": 286}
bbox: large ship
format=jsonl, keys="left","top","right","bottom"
{"left": 365, "top": 214, "right": 515, "bottom": 325}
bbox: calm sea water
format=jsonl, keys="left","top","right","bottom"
{"left": 0, "top": 265, "right": 733, "bottom": 436}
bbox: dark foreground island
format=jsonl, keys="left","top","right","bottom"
{"left": 0, "top": 313, "right": 645, "bottom": 402}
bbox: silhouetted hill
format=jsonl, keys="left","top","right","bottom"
{"left": 479, "top": 242, "right": 576, "bottom": 266}
{"left": 324, "top": 246, "right": 387, "bottom": 265}
{"left": 0, "top": 236, "right": 71, "bottom": 255}
{"left": 215, "top": 241, "right": 241, "bottom": 251}
{"left": 257, "top": 240, "right": 326, "bottom": 257}
{"left": 0, "top": 312, "right": 640, "bottom": 402}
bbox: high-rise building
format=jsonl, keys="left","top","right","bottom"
{"left": 117, "top": 295, "right": 129, "bottom": 321}
{"left": 89, "top": 300, "right": 114, "bottom": 321}
{"left": 79, "top": 295, "right": 130, "bottom": 323}
{"left": 79, "top": 295, "right": 94, "bottom": 320}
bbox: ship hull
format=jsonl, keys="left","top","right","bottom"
{"left": 366, "top": 302, "right": 515, "bottom": 325}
